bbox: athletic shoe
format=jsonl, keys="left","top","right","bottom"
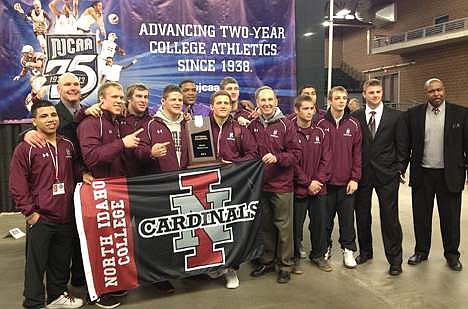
{"left": 324, "top": 245, "right": 332, "bottom": 261}
{"left": 208, "top": 268, "right": 228, "bottom": 279}
{"left": 225, "top": 269, "right": 239, "bottom": 289}
{"left": 47, "top": 291, "right": 84, "bottom": 308}
{"left": 153, "top": 281, "right": 175, "bottom": 294}
{"left": 93, "top": 294, "right": 120, "bottom": 309}
{"left": 292, "top": 262, "right": 304, "bottom": 275}
{"left": 298, "top": 243, "right": 307, "bottom": 259}
{"left": 343, "top": 248, "right": 357, "bottom": 268}
{"left": 311, "top": 257, "right": 333, "bottom": 272}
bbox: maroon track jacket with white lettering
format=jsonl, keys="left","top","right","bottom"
{"left": 9, "top": 136, "right": 78, "bottom": 223}
{"left": 135, "top": 117, "right": 189, "bottom": 172}
{"left": 317, "top": 110, "right": 362, "bottom": 186}
{"left": 77, "top": 110, "right": 126, "bottom": 178}
{"left": 293, "top": 120, "right": 332, "bottom": 198}
{"left": 210, "top": 115, "right": 258, "bottom": 162}
{"left": 249, "top": 109, "right": 301, "bottom": 193}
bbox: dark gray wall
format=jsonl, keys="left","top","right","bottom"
{"left": 295, "top": 0, "right": 326, "bottom": 108}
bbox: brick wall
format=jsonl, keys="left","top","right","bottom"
{"left": 325, "top": 0, "right": 468, "bottom": 108}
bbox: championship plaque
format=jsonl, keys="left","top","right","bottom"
{"left": 186, "top": 115, "right": 217, "bottom": 167}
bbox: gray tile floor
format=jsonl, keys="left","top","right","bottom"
{"left": 1, "top": 182, "right": 467, "bottom": 309}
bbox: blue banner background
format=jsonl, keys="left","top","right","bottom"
{"left": 0, "top": 0, "right": 295, "bottom": 122}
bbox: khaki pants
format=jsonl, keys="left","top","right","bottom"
{"left": 259, "top": 191, "right": 294, "bottom": 272}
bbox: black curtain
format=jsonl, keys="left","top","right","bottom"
{"left": 0, "top": 124, "right": 31, "bottom": 212}
{"left": 295, "top": 0, "right": 326, "bottom": 108}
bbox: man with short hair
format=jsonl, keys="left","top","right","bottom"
{"left": 318, "top": 86, "right": 362, "bottom": 270}
{"left": 77, "top": 82, "right": 143, "bottom": 308}
{"left": 348, "top": 98, "right": 361, "bottom": 112}
{"left": 23, "top": 72, "right": 94, "bottom": 289}
{"left": 206, "top": 90, "right": 258, "bottom": 288}
{"left": 292, "top": 95, "right": 332, "bottom": 274}
{"left": 76, "top": 1, "right": 106, "bottom": 37}
{"left": 219, "top": 76, "right": 254, "bottom": 126}
{"left": 352, "top": 79, "right": 405, "bottom": 276}
{"left": 135, "top": 85, "right": 189, "bottom": 172}
{"left": 120, "top": 83, "right": 153, "bottom": 177}
{"left": 403, "top": 78, "right": 467, "bottom": 271}
{"left": 299, "top": 84, "right": 326, "bottom": 119}
{"left": 249, "top": 86, "right": 301, "bottom": 284}
{"left": 179, "top": 79, "right": 208, "bottom": 116}
{"left": 10, "top": 100, "right": 84, "bottom": 309}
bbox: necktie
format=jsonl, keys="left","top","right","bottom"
{"left": 432, "top": 107, "right": 440, "bottom": 115}
{"left": 368, "top": 111, "right": 376, "bottom": 138}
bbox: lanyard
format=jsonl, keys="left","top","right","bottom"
{"left": 46, "top": 142, "right": 59, "bottom": 181}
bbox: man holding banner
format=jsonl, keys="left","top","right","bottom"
{"left": 77, "top": 82, "right": 143, "bottom": 308}
{"left": 249, "top": 86, "right": 301, "bottom": 283}
{"left": 207, "top": 89, "right": 259, "bottom": 288}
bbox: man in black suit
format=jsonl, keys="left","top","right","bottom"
{"left": 352, "top": 79, "right": 405, "bottom": 276}
{"left": 403, "top": 78, "right": 467, "bottom": 271}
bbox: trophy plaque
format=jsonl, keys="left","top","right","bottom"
{"left": 186, "top": 115, "right": 218, "bottom": 167}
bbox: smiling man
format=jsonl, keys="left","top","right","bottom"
{"left": 77, "top": 82, "right": 143, "bottom": 179}
{"left": 317, "top": 86, "right": 361, "bottom": 271}
{"left": 402, "top": 78, "right": 468, "bottom": 272}
{"left": 205, "top": 90, "right": 258, "bottom": 288}
{"left": 248, "top": 86, "right": 301, "bottom": 284}
{"left": 352, "top": 79, "right": 405, "bottom": 276}
{"left": 120, "top": 83, "right": 153, "bottom": 177}
{"left": 9, "top": 100, "right": 84, "bottom": 309}
{"left": 136, "top": 84, "right": 189, "bottom": 172}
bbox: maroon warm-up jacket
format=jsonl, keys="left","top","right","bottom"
{"left": 120, "top": 112, "right": 152, "bottom": 177}
{"left": 77, "top": 110, "right": 126, "bottom": 178}
{"left": 293, "top": 120, "right": 332, "bottom": 198}
{"left": 9, "top": 136, "right": 79, "bottom": 223}
{"left": 249, "top": 110, "right": 301, "bottom": 193}
{"left": 210, "top": 115, "right": 258, "bottom": 162}
{"left": 317, "top": 110, "right": 362, "bottom": 186}
{"left": 135, "top": 117, "right": 189, "bottom": 172}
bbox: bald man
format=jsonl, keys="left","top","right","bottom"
{"left": 402, "top": 78, "right": 468, "bottom": 271}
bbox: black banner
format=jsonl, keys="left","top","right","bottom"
{"left": 75, "top": 160, "right": 264, "bottom": 299}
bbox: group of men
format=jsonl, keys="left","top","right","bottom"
{"left": 9, "top": 74, "right": 467, "bottom": 309}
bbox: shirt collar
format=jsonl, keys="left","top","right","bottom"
{"left": 365, "top": 102, "right": 383, "bottom": 115}
{"left": 427, "top": 100, "right": 446, "bottom": 113}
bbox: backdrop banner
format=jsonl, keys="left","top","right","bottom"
{"left": 74, "top": 160, "right": 264, "bottom": 300}
{"left": 1, "top": 0, "right": 296, "bottom": 122}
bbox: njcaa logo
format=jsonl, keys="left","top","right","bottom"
{"left": 138, "top": 169, "right": 258, "bottom": 271}
{"left": 45, "top": 34, "right": 98, "bottom": 101}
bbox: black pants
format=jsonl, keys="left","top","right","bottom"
{"left": 326, "top": 185, "right": 357, "bottom": 251}
{"left": 70, "top": 221, "right": 85, "bottom": 285}
{"left": 23, "top": 219, "right": 73, "bottom": 309}
{"left": 355, "top": 176, "right": 403, "bottom": 266}
{"left": 411, "top": 168, "right": 461, "bottom": 262}
{"left": 293, "top": 194, "right": 327, "bottom": 259}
